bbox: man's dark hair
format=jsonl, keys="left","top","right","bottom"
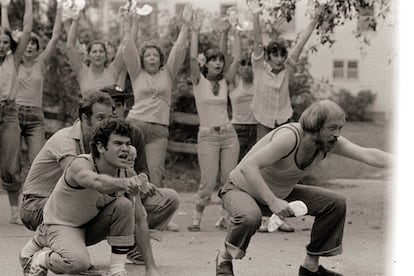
{"left": 78, "top": 91, "right": 114, "bottom": 120}
{"left": 90, "top": 119, "right": 133, "bottom": 158}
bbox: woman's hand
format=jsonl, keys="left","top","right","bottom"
{"left": 182, "top": 3, "right": 193, "bottom": 25}
{"left": 246, "top": 0, "right": 263, "bottom": 15}
{"left": 191, "top": 9, "right": 204, "bottom": 32}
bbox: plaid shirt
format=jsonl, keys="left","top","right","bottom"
{"left": 251, "top": 51, "right": 294, "bottom": 128}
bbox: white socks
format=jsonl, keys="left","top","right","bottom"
{"left": 21, "top": 238, "right": 42, "bottom": 258}
{"left": 109, "top": 253, "right": 127, "bottom": 275}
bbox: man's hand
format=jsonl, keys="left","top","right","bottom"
{"left": 140, "top": 182, "right": 158, "bottom": 198}
{"left": 125, "top": 173, "right": 151, "bottom": 196}
{"left": 268, "top": 198, "right": 294, "bottom": 219}
{"left": 246, "top": 0, "right": 263, "bottom": 15}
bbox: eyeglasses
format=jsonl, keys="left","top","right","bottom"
{"left": 240, "top": 60, "right": 252, "bottom": 67}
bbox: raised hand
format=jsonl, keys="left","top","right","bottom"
{"left": 219, "top": 17, "right": 231, "bottom": 33}
{"left": 191, "top": 9, "right": 204, "bottom": 32}
{"left": 182, "top": 3, "right": 193, "bottom": 24}
{"left": 246, "top": 0, "right": 263, "bottom": 15}
{"left": 0, "top": 0, "right": 11, "bottom": 7}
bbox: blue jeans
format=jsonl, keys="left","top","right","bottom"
{"left": 0, "top": 101, "right": 21, "bottom": 191}
{"left": 233, "top": 124, "right": 257, "bottom": 161}
{"left": 18, "top": 105, "right": 45, "bottom": 180}
{"left": 34, "top": 197, "right": 135, "bottom": 274}
{"left": 195, "top": 124, "right": 239, "bottom": 206}
{"left": 219, "top": 181, "right": 346, "bottom": 259}
{"left": 126, "top": 119, "right": 168, "bottom": 187}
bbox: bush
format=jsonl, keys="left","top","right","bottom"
{"left": 332, "top": 89, "right": 376, "bottom": 121}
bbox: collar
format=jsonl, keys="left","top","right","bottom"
{"left": 68, "top": 120, "right": 86, "bottom": 154}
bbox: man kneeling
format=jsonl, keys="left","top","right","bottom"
{"left": 27, "top": 119, "right": 151, "bottom": 276}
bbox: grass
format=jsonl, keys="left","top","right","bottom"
{"left": 164, "top": 120, "right": 393, "bottom": 192}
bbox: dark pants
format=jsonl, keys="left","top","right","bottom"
{"left": 233, "top": 124, "right": 257, "bottom": 161}
{"left": 256, "top": 120, "right": 290, "bottom": 142}
{"left": 220, "top": 182, "right": 346, "bottom": 259}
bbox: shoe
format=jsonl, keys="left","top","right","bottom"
{"left": 278, "top": 222, "right": 295, "bottom": 233}
{"left": 258, "top": 217, "right": 269, "bottom": 232}
{"left": 187, "top": 217, "right": 201, "bottom": 232}
{"left": 299, "top": 265, "right": 343, "bottom": 276}
{"left": 19, "top": 253, "right": 32, "bottom": 276}
{"left": 79, "top": 264, "right": 103, "bottom": 275}
{"left": 28, "top": 251, "right": 47, "bottom": 276}
{"left": 166, "top": 220, "right": 179, "bottom": 232}
{"left": 214, "top": 217, "right": 228, "bottom": 231}
{"left": 215, "top": 251, "right": 234, "bottom": 276}
{"left": 9, "top": 214, "right": 23, "bottom": 225}
{"left": 126, "top": 247, "right": 145, "bottom": 265}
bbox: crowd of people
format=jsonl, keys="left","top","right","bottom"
{"left": 0, "top": 1, "right": 392, "bottom": 276}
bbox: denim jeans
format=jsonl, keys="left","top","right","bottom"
{"left": 21, "top": 188, "right": 179, "bottom": 232}
{"left": 34, "top": 197, "right": 135, "bottom": 274}
{"left": 195, "top": 124, "right": 239, "bottom": 206}
{"left": 18, "top": 105, "right": 45, "bottom": 181}
{"left": 127, "top": 119, "right": 168, "bottom": 187}
{"left": 0, "top": 101, "right": 21, "bottom": 191}
{"left": 220, "top": 181, "right": 346, "bottom": 259}
{"left": 233, "top": 124, "right": 257, "bottom": 161}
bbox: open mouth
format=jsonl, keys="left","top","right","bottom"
{"left": 118, "top": 153, "right": 128, "bottom": 160}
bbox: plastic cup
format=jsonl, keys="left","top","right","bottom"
{"left": 267, "top": 201, "right": 308, "bottom": 232}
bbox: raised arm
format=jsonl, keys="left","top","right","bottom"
{"left": 225, "top": 29, "right": 241, "bottom": 83}
{"left": 1, "top": 0, "right": 10, "bottom": 29}
{"left": 289, "top": 4, "right": 325, "bottom": 62}
{"left": 189, "top": 9, "right": 203, "bottom": 83}
{"left": 333, "top": 136, "right": 393, "bottom": 168}
{"left": 41, "top": 2, "right": 62, "bottom": 61}
{"left": 247, "top": 0, "right": 264, "bottom": 58}
{"left": 164, "top": 3, "right": 192, "bottom": 78}
{"left": 219, "top": 18, "right": 232, "bottom": 73}
{"left": 13, "top": 0, "right": 33, "bottom": 63}
{"left": 66, "top": 15, "right": 83, "bottom": 75}
{"left": 122, "top": 14, "right": 141, "bottom": 80}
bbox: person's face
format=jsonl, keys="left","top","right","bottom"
{"left": 142, "top": 47, "right": 161, "bottom": 74}
{"left": 88, "top": 44, "right": 107, "bottom": 67}
{"left": 0, "top": 33, "right": 11, "bottom": 57}
{"left": 315, "top": 114, "right": 345, "bottom": 153}
{"left": 106, "top": 44, "right": 115, "bottom": 61}
{"left": 268, "top": 51, "right": 286, "bottom": 71}
{"left": 113, "top": 99, "right": 126, "bottom": 119}
{"left": 85, "top": 103, "right": 113, "bottom": 131}
{"left": 99, "top": 134, "right": 131, "bottom": 168}
{"left": 126, "top": 145, "right": 137, "bottom": 169}
{"left": 238, "top": 59, "right": 253, "bottom": 80}
{"left": 206, "top": 57, "right": 224, "bottom": 77}
{"left": 24, "top": 40, "right": 39, "bottom": 58}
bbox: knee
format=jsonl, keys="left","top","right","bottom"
{"left": 233, "top": 209, "right": 262, "bottom": 229}
{"left": 53, "top": 252, "right": 90, "bottom": 274}
{"left": 165, "top": 189, "right": 180, "bottom": 210}
{"left": 65, "top": 258, "right": 90, "bottom": 274}
{"left": 331, "top": 193, "right": 347, "bottom": 216}
{"left": 114, "top": 197, "right": 134, "bottom": 217}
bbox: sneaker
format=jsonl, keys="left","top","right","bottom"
{"left": 299, "top": 265, "right": 343, "bottom": 276}
{"left": 166, "top": 220, "right": 179, "bottom": 232}
{"left": 19, "top": 253, "right": 32, "bottom": 276}
{"left": 187, "top": 217, "right": 201, "bottom": 232}
{"left": 28, "top": 251, "right": 47, "bottom": 276}
{"left": 258, "top": 217, "right": 269, "bottom": 232}
{"left": 214, "top": 217, "right": 228, "bottom": 231}
{"left": 215, "top": 251, "right": 234, "bottom": 276}
{"left": 126, "top": 247, "right": 145, "bottom": 265}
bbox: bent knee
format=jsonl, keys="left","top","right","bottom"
{"left": 233, "top": 209, "right": 262, "bottom": 228}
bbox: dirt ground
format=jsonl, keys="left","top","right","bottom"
{"left": 0, "top": 177, "right": 393, "bottom": 276}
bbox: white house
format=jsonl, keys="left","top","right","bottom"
{"left": 101, "top": 0, "right": 396, "bottom": 119}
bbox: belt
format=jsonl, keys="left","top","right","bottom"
{"left": 199, "top": 123, "right": 233, "bottom": 132}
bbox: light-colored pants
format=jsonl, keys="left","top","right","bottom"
{"left": 18, "top": 105, "right": 45, "bottom": 182}
{"left": 0, "top": 101, "right": 21, "bottom": 191}
{"left": 195, "top": 124, "right": 239, "bottom": 206}
{"left": 126, "top": 118, "right": 168, "bottom": 187}
{"left": 34, "top": 197, "right": 135, "bottom": 274}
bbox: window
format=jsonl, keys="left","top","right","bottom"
{"left": 333, "top": 60, "right": 345, "bottom": 79}
{"left": 347, "top": 61, "right": 358, "bottom": 79}
{"left": 333, "top": 60, "right": 359, "bottom": 80}
{"left": 357, "top": 5, "right": 374, "bottom": 32}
